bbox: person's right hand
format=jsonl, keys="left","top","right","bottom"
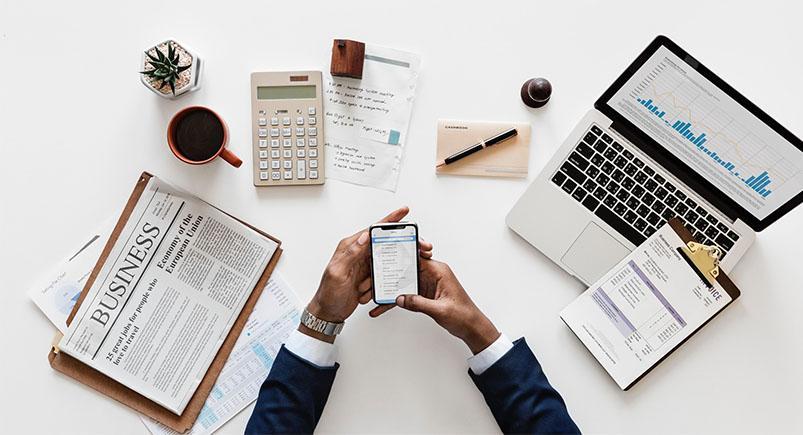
{"left": 371, "top": 259, "right": 501, "bottom": 354}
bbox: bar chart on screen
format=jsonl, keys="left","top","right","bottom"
{"left": 635, "top": 95, "right": 780, "bottom": 198}
{"left": 618, "top": 52, "right": 803, "bottom": 214}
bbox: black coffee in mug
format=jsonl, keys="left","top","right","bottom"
{"left": 167, "top": 106, "right": 241, "bottom": 167}
{"left": 172, "top": 109, "right": 225, "bottom": 162}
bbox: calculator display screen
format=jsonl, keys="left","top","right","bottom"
{"left": 257, "top": 85, "right": 316, "bottom": 100}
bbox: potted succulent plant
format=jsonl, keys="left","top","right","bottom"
{"left": 140, "top": 39, "right": 202, "bottom": 98}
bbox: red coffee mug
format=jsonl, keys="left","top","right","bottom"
{"left": 167, "top": 106, "right": 242, "bottom": 168}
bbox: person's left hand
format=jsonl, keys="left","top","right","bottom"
{"left": 302, "top": 207, "right": 433, "bottom": 342}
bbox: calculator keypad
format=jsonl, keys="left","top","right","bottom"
{"left": 252, "top": 71, "right": 324, "bottom": 186}
{"left": 255, "top": 109, "right": 318, "bottom": 185}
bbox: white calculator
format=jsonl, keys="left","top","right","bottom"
{"left": 250, "top": 71, "right": 324, "bottom": 186}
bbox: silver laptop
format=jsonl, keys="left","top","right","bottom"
{"left": 507, "top": 36, "right": 803, "bottom": 285}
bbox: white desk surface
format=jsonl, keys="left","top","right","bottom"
{"left": 2, "top": 1, "right": 802, "bottom": 433}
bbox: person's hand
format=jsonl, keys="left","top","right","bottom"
{"left": 371, "top": 259, "right": 500, "bottom": 354}
{"left": 302, "top": 207, "right": 433, "bottom": 342}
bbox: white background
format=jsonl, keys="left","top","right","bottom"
{"left": 1, "top": 1, "right": 801, "bottom": 434}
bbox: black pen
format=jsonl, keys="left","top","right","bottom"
{"left": 436, "top": 127, "right": 518, "bottom": 168}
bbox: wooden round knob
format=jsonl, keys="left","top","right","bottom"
{"left": 521, "top": 78, "right": 552, "bottom": 108}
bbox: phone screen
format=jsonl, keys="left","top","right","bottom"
{"left": 371, "top": 224, "right": 418, "bottom": 304}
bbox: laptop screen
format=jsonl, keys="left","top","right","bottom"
{"left": 606, "top": 44, "right": 803, "bottom": 221}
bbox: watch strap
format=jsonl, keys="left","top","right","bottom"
{"left": 301, "top": 308, "right": 344, "bottom": 336}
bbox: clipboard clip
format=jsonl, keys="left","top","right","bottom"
{"left": 51, "top": 332, "right": 64, "bottom": 354}
{"left": 680, "top": 241, "right": 721, "bottom": 287}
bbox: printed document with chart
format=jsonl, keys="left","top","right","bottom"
{"left": 28, "top": 218, "right": 114, "bottom": 333}
{"left": 560, "top": 223, "right": 735, "bottom": 389}
{"left": 324, "top": 44, "right": 420, "bottom": 191}
{"left": 57, "top": 175, "right": 279, "bottom": 415}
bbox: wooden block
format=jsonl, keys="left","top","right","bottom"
{"left": 330, "top": 39, "right": 365, "bottom": 79}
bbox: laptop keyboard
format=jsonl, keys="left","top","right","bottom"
{"left": 551, "top": 124, "right": 740, "bottom": 257}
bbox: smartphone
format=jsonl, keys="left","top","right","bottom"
{"left": 370, "top": 222, "right": 419, "bottom": 305}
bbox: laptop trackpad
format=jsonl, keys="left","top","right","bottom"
{"left": 561, "top": 222, "right": 631, "bottom": 284}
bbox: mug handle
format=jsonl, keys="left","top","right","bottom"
{"left": 219, "top": 148, "right": 243, "bottom": 168}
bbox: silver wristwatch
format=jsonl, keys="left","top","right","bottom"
{"left": 300, "top": 308, "right": 344, "bottom": 336}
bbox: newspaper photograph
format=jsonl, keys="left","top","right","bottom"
{"left": 58, "top": 175, "right": 279, "bottom": 415}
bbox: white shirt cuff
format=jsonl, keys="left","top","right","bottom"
{"left": 284, "top": 329, "right": 338, "bottom": 367}
{"left": 467, "top": 333, "right": 514, "bottom": 375}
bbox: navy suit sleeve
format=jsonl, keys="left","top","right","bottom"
{"left": 246, "top": 345, "right": 338, "bottom": 435}
{"left": 469, "top": 338, "right": 580, "bottom": 434}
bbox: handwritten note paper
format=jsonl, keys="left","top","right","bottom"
{"left": 324, "top": 45, "right": 420, "bottom": 191}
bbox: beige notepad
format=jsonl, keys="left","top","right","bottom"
{"left": 436, "top": 119, "right": 531, "bottom": 178}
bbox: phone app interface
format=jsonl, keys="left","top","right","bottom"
{"left": 372, "top": 226, "right": 418, "bottom": 303}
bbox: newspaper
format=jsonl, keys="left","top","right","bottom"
{"left": 58, "top": 175, "right": 279, "bottom": 415}
{"left": 141, "top": 273, "right": 300, "bottom": 435}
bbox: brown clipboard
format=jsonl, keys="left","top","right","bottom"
{"left": 48, "top": 172, "right": 283, "bottom": 433}
{"left": 621, "top": 217, "right": 740, "bottom": 390}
